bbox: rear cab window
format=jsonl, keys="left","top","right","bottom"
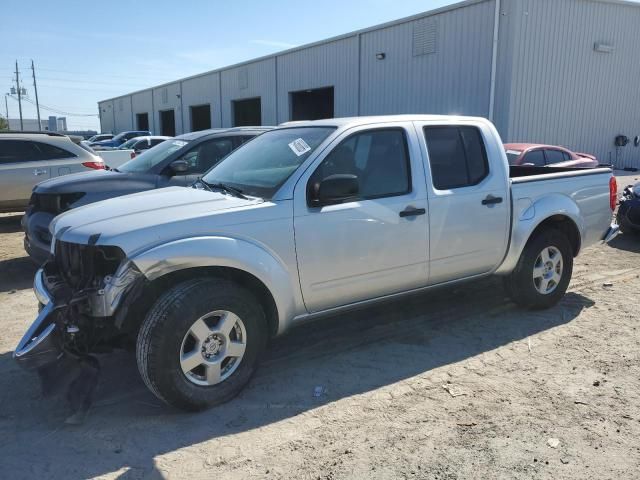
{"left": 423, "top": 126, "right": 489, "bottom": 189}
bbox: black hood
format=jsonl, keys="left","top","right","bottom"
{"left": 34, "top": 170, "right": 158, "bottom": 194}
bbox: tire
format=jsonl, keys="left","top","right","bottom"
{"left": 136, "top": 277, "right": 267, "bottom": 411}
{"left": 504, "top": 228, "right": 573, "bottom": 309}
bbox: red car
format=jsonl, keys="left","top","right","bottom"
{"left": 505, "top": 143, "right": 598, "bottom": 168}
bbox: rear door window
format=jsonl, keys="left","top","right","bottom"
{"left": 423, "top": 126, "right": 489, "bottom": 189}
{"left": 32, "top": 142, "right": 76, "bottom": 160}
{"left": 544, "top": 149, "right": 565, "bottom": 165}
{"left": 0, "top": 140, "right": 40, "bottom": 164}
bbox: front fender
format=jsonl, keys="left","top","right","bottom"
{"left": 496, "top": 193, "right": 584, "bottom": 274}
{"left": 130, "top": 236, "right": 299, "bottom": 335}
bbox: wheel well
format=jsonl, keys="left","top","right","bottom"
{"left": 120, "top": 267, "right": 279, "bottom": 338}
{"left": 530, "top": 215, "right": 581, "bottom": 256}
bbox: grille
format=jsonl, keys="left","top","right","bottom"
{"left": 54, "top": 241, "right": 125, "bottom": 289}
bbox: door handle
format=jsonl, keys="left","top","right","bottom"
{"left": 481, "top": 195, "right": 503, "bottom": 206}
{"left": 399, "top": 207, "right": 426, "bottom": 218}
{"left": 33, "top": 169, "right": 47, "bottom": 176}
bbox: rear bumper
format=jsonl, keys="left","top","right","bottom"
{"left": 13, "top": 270, "right": 64, "bottom": 370}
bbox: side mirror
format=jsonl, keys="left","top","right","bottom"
{"left": 169, "top": 159, "right": 190, "bottom": 173}
{"left": 309, "top": 174, "right": 359, "bottom": 207}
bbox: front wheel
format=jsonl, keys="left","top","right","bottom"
{"left": 504, "top": 228, "right": 573, "bottom": 309}
{"left": 136, "top": 277, "right": 267, "bottom": 411}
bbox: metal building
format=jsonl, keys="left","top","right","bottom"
{"left": 99, "top": 0, "right": 640, "bottom": 168}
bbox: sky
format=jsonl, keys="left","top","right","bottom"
{"left": 1, "top": 0, "right": 459, "bottom": 131}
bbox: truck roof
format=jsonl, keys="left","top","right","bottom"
{"left": 279, "top": 114, "right": 489, "bottom": 128}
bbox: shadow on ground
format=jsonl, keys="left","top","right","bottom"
{"left": 0, "top": 213, "right": 23, "bottom": 234}
{"left": 0, "top": 278, "right": 595, "bottom": 479}
{"left": 607, "top": 232, "right": 640, "bottom": 254}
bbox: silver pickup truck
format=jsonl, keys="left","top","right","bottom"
{"left": 14, "top": 115, "right": 618, "bottom": 411}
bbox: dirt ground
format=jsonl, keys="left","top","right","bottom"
{"left": 0, "top": 173, "right": 639, "bottom": 480}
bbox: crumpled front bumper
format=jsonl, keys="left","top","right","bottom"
{"left": 13, "top": 270, "right": 64, "bottom": 370}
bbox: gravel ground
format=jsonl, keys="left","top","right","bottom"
{"left": 0, "top": 173, "right": 639, "bottom": 480}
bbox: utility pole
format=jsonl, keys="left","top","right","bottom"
{"left": 4, "top": 94, "right": 8, "bottom": 121}
{"left": 31, "top": 60, "right": 41, "bottom": 131}
{"left": 14, "top": 60, "right": 23, "bottom": 130}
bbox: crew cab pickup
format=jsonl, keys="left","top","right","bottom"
{"left": 14, "top": 115, "right": 619, "bottom": 411}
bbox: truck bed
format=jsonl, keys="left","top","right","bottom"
{"left": 509, "top": 165, "right": 613, "bottom": 182}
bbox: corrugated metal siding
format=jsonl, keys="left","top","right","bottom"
{"left": 503, "top": 0, "right": 640, "bottom": 168}
{"left": 276, "top": 37, "right": 359, "bottom": 122}
{"left": 131, "top": 91, "right": 154, "bottom": 131}
{"left": 220, "top": 58, "right": 277, "bottom": 126}
{"left": 98, "top": 101, "right": 115, "bottom": 133}
{"left": 181, "top": 73, "right": 221, "bottom": 129}
{"left": 152, "top": 82, "right": 183, "bottom": 134}
{"left": 114, "top": 96, "right": 133, "bottom": 132}
{"left": 359, "top": 0, "right": 495, "bottom": 117}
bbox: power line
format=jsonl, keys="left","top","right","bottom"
{"left": 7, "top": 94, "right": 97, "bottom": 117}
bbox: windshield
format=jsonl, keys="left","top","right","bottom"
{"left": 119, "top": 138, "right": 141, "bottom": 150}
{"left": 505, "top": 149, "right": 522, "bottom": 165}
{"left": 202, "top": 127, "right": 335, "bottom": 199}
{"left": 119, "top": 139, "right": 190, "bottom": 173}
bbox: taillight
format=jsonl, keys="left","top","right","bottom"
{"left": 82, "top": 161, "right": 106, "bottom": 170}
{"left": 130, "top": 152, "right": 136, "bottom": 159}
{"left": 609, "top": 176, "right": 617, "bottom": 211}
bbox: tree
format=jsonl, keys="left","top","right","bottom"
{"left": 0, "top": 115, "right": 8, "bottom": 131}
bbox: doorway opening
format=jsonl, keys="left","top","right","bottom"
{"left": 190, "top": 104, "right": 211, "bottom": 131}
{"left": 136, "top": 113, "right": 149, "bottom": 131}
{"left": 290, "top": 87, "right": 334, "bottom": 121}
{"left": 159, "top": 109, "right": 176, "bottom": 136}
{"left": 232, "top": 98, "right": 261, "bottom": 126}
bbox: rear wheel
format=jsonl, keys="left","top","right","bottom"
{"left": 504, "top": 228, "right": 573, "bottom": 309}
{"left": 136, "top": 277, "right": 267, "bottom": 411}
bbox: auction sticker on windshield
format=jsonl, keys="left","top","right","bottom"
{"left": 288, "top": 138, "right": 311, "bottom": 156}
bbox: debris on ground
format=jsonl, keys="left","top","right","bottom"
{"left": 547, "top": 438, "right": 561, "bottom": 449}
{"left": 443, "top": 384, "right": 467, "bottom": 397}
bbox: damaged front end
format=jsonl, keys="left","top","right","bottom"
{"left": 13, "top": 240, "right": 144, "bottom": 371}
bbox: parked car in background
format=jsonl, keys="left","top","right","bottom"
{"left": 0, "top": 131, "right": 104, "bottom": 213}
{"left": 505, "top": 143, "right": 598, "bottom": 168}
{"left": 617, "top": 182, "right": 640, "bottom": 235}
{"left": 13, "top": 115, "right": 619, "bottom": 411}
{"left": 90, "top": 130, "right": 151, "bottom": 150}
{"left": 88, "top": 136, "right": 171, "bottom": 169}
{"left": 119, "top": 135, "right": 171, "bottom": 156}
{"left": 87, "top": 133, "right": 114, "bottom": 143}
{"left": 22, "top": 127, "right": 270, "bottom": 263}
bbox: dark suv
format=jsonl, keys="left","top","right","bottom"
{"left": 23, "top": 127, "right": 271, "bottom": 263}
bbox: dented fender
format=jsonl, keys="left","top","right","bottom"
{"left": 130, "top": 236, "right": 299, "bottom": 335}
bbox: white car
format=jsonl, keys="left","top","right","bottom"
{"left": 0, "top": 132, "right": 105, "bottom": 213}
